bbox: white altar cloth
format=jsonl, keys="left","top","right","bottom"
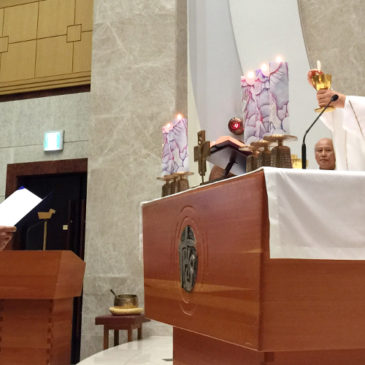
{"left": 264, "top": 167, "right": 365, "bottom": 260}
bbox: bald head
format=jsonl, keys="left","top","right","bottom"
{"left": 315, "top": 138, "right": 336, "bottom": 170}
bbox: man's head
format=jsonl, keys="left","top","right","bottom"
{"left": 315, "top": 138, "right": 336, "bottom": 170}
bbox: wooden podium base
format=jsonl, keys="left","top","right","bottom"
{"left": 0, "top": 298, "right": 73, "bottom": 365}
{"left": 173, "top": 328, "right": 365, "bottom": 365}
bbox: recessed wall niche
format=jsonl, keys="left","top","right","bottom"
{"left": 0, "top": 0, "right": 93, "bottom": 96}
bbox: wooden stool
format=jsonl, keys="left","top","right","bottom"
{"left": 95, "top": 314, "right": 150, "bottom": 350}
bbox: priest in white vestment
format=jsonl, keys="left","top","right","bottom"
{"left": 308, "top": 70, "right": 365, "bottom": 170}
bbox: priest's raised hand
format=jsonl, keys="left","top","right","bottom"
{"left": 316, "top": 89, "right": 345, "bottom": 109}
{"left": 307, "top": 70, "right": 345, "bottom": 108}
{"left": 307, "top": 69, "right": 365, "bottom": 170}
{"left": 0, "top": 226, "right": 16, "bottom": 250}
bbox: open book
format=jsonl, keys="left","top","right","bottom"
{"left": 210, "top": 135, "right": 246, "bottom": 150}
{"left": 208, "top": 136, "right": 251, "bottom": 176}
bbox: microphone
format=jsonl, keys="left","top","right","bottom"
{"left": 301, "top": 94, "right": 338, "bottom": 169}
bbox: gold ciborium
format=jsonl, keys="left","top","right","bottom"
{"left": 312, "top": 73, "right": 334, "bottom": 113}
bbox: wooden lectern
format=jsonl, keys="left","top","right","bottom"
{"left": 143, "top": 170, "right": 365, "bottom": 364}
{"left": 0, "top": 250, "right": 85, "bottom": 365}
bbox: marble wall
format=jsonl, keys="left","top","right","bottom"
{"left": 298, "top": 0, "right": 365, "bottom": 96}
{"left": 0, "top": 93, "right": 90, "bottom": 201}
{"left": 81, "top": 0, "right": 187, "bottom": 358}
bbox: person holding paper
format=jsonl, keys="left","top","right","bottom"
{"left": 307, "top": 70, "right": 365, "bottom": 170}
{"left": 0, "top": 226, "right": 16, "bottom": 250}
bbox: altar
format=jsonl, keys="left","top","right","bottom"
{"left": 142, "top": 168, "right": 365, "bottom": 364}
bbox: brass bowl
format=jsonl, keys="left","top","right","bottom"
{"left": 114, "top": 294, "right": 138, "bottom": 308}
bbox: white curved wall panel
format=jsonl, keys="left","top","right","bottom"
{"left": 189, "top": 0, "right": 331, "bottom": 169}
{"left": 228, "top": 0, "right": 330, "bottom": 166}
{"left": 188, "top": 0, "right": 243, "bottom": 142}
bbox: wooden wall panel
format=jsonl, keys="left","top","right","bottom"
{"left": 36, "top": 36, "right": 73, "bottom": 77}
{"left": 76, "top": 0, "right": 93, "bottom": 31}
{"left": 0, "top": 0, "right": 93, "bottom": 96}
{"left": 38, "top": 0, "right": 75, "bottom": 38}
{"left": 0, "top": 10, "right": 3, "bottom": 33}
{"left": 74, "top": 31, "right": 92, "bottom": 72}
{"left": 0, "top": 41, "right": 37, "bottom": 82}
{"left": 3, "top": 3, "right": 38, "bottom": 42}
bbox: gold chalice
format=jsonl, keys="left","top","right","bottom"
{"left": 312, "top": 73, "right": 334, "bottom": 113}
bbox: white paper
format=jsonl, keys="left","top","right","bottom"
{"left": 0, "top": 188, "right": 42, "bottom": 226}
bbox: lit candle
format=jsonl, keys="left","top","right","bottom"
{"left": 161, "top": 114, "right": 188, "bottom": 176}
{"left": 316, "top": 59, "right": 321, "bottom": 72}
{"left": 241, "top": 56, "right": 289, "bottom": 144}
{"left": 269, "top": 58, "right": 289, "bottom": 135}
{"left": 246, "top": 71, "right": 256, "bottom": 85}
{"left": 260, "top": 63, "right": 269, "bottom": 77}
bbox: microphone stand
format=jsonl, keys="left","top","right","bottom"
{"left": 301, "top": 96, "right": 337, "bottom": 169}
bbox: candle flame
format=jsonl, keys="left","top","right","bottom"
{"left": 245, "top": 71, "right": 256, "bottom": 85}
{"left": 260, "top": 63, "right": 269, "bottom": 76}
{"left": 162, "top": 122, "right": 173, "bottom": 133}
{"left": 176, "top": 113, "right": 184, "bottom": 120}
{"left": 275, "top": 55, "right": 284, "bottom": 63}
{"left": 316, "top": 60, "right": 321, "bottom": 72}
{"left": 247, "top": 71, "right": 255, "bottom": 79}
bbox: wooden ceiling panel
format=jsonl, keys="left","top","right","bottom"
{"left": 3, "top": 3, "right": 38, "bottom": 43}
{"left": 0, "top": 0, "right": 93, "bottom": 96}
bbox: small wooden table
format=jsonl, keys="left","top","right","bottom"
{"left": 95, "top": 314, "right": 150, "bottom": 350}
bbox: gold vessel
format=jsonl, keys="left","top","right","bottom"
{"left": 312, "top": 73, "right": 334, "bottom": 113}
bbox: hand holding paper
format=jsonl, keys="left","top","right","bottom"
{"left": 0, "top": 187, "right": 42, "bottom": 250}
{"left": 0, "top": 226, "right": 16, "bottom": 250}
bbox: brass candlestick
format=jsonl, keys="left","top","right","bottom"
{"left": 263, "top": 134, "right": 297, "bottom": 168}
{"left": 241, "top": 145, "right": 259, "bottom": 172}
{"left": 157, "top": 172, "right": 193, "bottom": 197}
{"left": 251, "top": 140, "right": 272, "bottom": 167}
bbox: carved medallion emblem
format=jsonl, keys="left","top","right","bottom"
{"left": 179, "top": 225, "right": 198, "bottom": 292}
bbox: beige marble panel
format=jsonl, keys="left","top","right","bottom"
{"left": 91, "top": 18, "right": 176, "bottom": 116}
{"left": 0, "top": 148, "right": 13, "bottom": 197}
{"left": 6, "top": 92, "right": 90, "bottom": 146}
{"left": 81, "top": 0, "right": 188, "bottom": 360}
{"left": 11, "top": 140, "right": 88, "bottom": 163}
{"left": 0, "top": 106, "right": 15, "bottom": 148}
{"left": 93, "top": 0, "right": 175, "bottom": 25}
{"left": 298, "top": 0, "right": 365, "bottom": 95}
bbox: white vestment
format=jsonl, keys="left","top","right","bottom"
{"left": 320, "top": 96, "right": 365, "bottom": 170}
